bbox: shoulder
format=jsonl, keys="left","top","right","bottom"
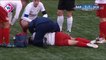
{"left": 39, "top": 2, "right": 44, "bottom": 6}
{"left": 25, "top": 2, "right": 33, "bottom": 9}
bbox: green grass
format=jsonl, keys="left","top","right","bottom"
{"left": 2, "top": 0, "right": 106, "bottom": 60}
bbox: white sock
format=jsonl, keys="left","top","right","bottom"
{"left": 67, "top": 16, "right": 73, "bottom": 32}
{"left": 57, "top": 16, "right": 64, "bottom": 31}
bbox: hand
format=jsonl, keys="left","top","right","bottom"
{"left": 21, "top": 20, "right": 29, "bottom": 27}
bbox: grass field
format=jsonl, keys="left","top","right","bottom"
{"left": 1, "top": 0, "right": 106, "bottom": 60}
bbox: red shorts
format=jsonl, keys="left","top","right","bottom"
{"left": 0, "top": 6, "right": 8, "bottom": 23}
{"left": 96, "top": 4, "right": 106, "bottom": 18}
{"left": 55, "top": 32, "right": 71, "bottom": 46}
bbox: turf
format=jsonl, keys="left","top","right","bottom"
{"left": 1, "top": 0, "right": 106, "bottom": 60}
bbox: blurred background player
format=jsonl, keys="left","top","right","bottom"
{"left": 0, "top": 0, "right": 27, "bottom": 47}
{"left": 95, "top": 0, "right": 106, "bottom": 43}
{"left": 20, "top": 0, "right": 48, "bottom": 34}
{"left": 30, "top": 32, "right": 98, "bottom": 48}
{"left": 57, "top": 0, "right": 75, "bottom": 32}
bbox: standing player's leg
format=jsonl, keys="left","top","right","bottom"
{"left": 57, "top": 10, "right": 64, "bottom": 31}
{"left": 0, "top": 23, "right": 3, "bottom": 45}
{"left": 3, "top": 22, "right": 10, "bottom": 46}
{"left": 66, "top": 11, "right": 73, "bottom": 32}
{"left": 57, "top": 0, "right": 64, "bottom": 31}
{"left": 65, "top": 0, "right": 75, "bottom": 32}
{"left": 96, "top": 4, "right": 106, "bottom": 42}
{"left": 0, "top": 6, "right": 10, "bottom": 46}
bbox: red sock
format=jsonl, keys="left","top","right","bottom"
{"left": 99, "top": 22, "right": 106, "bottom": 39}
{"left": 76, "top": 41, "right": 87, "bottom": 47}
{"left": 0, "top": 28, "right": 3, "bottom": 44}
{"left": 3, "top": 28, "right": 10, "bottom": 45}
{"left": 75, "top": 37, "right": 90, "bottom": 43}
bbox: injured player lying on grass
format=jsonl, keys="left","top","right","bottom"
{"left": 29, "top": 32, "right": 99, "bottom": 48}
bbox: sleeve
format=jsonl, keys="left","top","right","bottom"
{"left": 21, "top": 3, "right": 32, "bottom": 22}
{"left": 11, "top": 1, "right": 22, "bottom": 25}
{"left": 40, "top": 2, "right": 48, "bottom": 18}
{"left": 95, "top": 0, "right": 98, "bottom": 3}
{"left": 95, "top": 0, "right": 100, "bottom": 4}
{"left": 40, "top": 2, "right": 46, "bottom": 12}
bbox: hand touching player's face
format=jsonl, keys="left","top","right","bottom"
{"left": 33, "top": 0, "right": 40, "bottom": 7}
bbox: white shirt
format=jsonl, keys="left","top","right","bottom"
{"left": 32, "top": 32, "right": 55, "bottom": 45}
{"left": 21, "top": 2, "right": 46, "bottom": 22}
{"left": 95, "top": 0, "right": 106, "bottom": 4}
{"left": 44, "top": 32, "right": 55, "bottom": 45}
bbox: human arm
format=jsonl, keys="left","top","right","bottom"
{"left": 21, "top": 3, "right": 32, "bottom": 22}
{"left": 11, "top": 2, "right": 22, "bottom": 25}
{"left": 40, "top": 2, "right": 48, "bottom": 18}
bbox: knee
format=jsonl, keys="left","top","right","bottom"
{"left": 100, "top": 18, "right": 106, "bottom": 22}
{"left": 3, "top": 22, "right": 10, "bottom": 28}
{"left": 57, "top": 10, "right": 64, "bottom": 16}
{"left": 66, "top": 11, "right": 73, "bottom": 17}
{"left": 0, "top": 23, "right": 3, "bottom": 28}
{"left": 20, "top": 20, "right": 29, "bottom": 28}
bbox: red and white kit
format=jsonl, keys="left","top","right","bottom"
{"left": 0, "top": 0, "right": 22, "bottom": 24}
{"left": 95, "top": 0, "right": 106, "bottom": 18}
{"left": 45, "top": 32, "right": 91, "bottom": 47}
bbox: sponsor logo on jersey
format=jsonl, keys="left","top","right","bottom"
{"left": 4, "top": 3, "right": 14, "bottom": 13}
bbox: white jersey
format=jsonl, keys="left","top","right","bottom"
{"left": 0, "top": 0, "right": 22, "bottom": 24}
{"left": 32, "top": 32, "right": 55, "bottom": 46}
{"left": 44, "top": 33, "right": 55, "bottom": 45}
{"left": 21, "top": 2, "right": 46, "bottom": 22}
{"left": 95, "top": 0, "right": 106, "bottom": 4}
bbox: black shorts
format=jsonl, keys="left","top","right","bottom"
{"left": 58, "top": 0, "right": 75, "bottom": 11}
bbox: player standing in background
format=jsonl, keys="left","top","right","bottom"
{"left": 95, "top": 0, "right": 106, "bottom": 43}
{"left": 57, "top": 0, "right": 75, "bottom": 32}
{"left": 20, "top": 0, "right": 48, "bottom": 34}
{"left": 0, "top": 0, "right": 27, "bottom": 47}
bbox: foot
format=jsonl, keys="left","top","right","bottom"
{"left": 90, "top": 40, "right": 97, "bottom": 44}
{"left": 0, "top": 44, "right": 3, "bottom": 47}
{"left": 67, "top": 30, "right": 71, "bottom": 33}
{"left": 6, "top": 44, "right": 15, "bottom": 48}
{"left": 96, "top": 37, "right": 106, "bottom": 44}
{"left": 87, "top": 43, "right": 98, "bottom": 48}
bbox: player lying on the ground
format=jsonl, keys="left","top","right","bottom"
{"left": 29, "top": 32, "right": 99, "bottom": 48}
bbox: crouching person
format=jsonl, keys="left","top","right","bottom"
{"left": 21, "top": 17, "right": 60, "bottom": 47}
{"left": 30, "top": 32, "right": 99, "bottom": 48}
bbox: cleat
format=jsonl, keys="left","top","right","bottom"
{"left": 95, "top": 38, "right": 106, "bottom": 44}
{"left": 6, "top": 44, "right": 15, "bottom": 48}
{"left": 90, "top": 40, "right": 96, "bottom": 44}
{"left": 87, "top": 43, "right": 98, "bottom": 48}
